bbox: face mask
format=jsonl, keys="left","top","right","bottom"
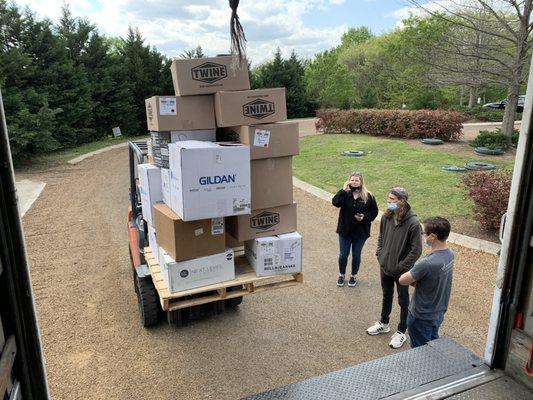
{"left": 387, "top": 202, "right": 398, "bottom": 211}
{"left": 350, "top": 186, "right": 361, "bottom": 192}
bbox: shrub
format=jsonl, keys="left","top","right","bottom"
{"left": 315, "top": 108, "right": 466, "bottom": 141}
{"left": 461, "top": 170, "right": 512, "bottom": 230}
{"left": 469, "top": 129, "right": 509, "bottom": 150}
{"left": 448, "top": 105, "right": 522, "bottom": 122}
{"left": 469, "top": 128, "right": 520, "bottom": 149}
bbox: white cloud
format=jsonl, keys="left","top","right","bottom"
{"left": 389, "top": 0, "right": 515, "bottom": 27}
{"left": 12, "top": 0, "right": 348, "bottom": 64}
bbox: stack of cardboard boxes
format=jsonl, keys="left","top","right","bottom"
{"left": 138, "top": 55, "right": 302, "bottom": 293}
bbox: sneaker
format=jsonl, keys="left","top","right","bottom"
{"left": 366, "top": 321, "right": 391, "bottom": 335}
{"left": 348, "top": 276, "right": 357, "bottom": 287}
{"left": 389, "top": 331, "right": 407, "bottom": 349}
{"left": 337, "top": 275, "right": 345, "bottom": 287}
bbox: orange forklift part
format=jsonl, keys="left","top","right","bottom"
{"left": 515, "top": 311, "right": 524, "bottom": 329}
{"left": 526, "top": 338, "right": 533, "bottom": 377}
{"left": 127, "top": 205, "right": 141, "bottom": 268}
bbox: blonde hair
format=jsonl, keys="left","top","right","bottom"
{"left": 350, "top": 172, "right": 371, "bottom": 203}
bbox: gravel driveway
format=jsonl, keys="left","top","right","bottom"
{"left": 19, "top": 147, "right": 498, "bottom": 399}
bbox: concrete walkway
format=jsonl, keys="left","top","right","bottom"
{"left": 462, "top": 121, "right": 521, "bottom": 141}
{"left": 16, "top": 179, "right": 46, "bottom": 217}
{"left": 292, "top": 177, "right": 501, "bottom": 255}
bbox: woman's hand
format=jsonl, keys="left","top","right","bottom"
{"left": 343, "top": 180, "right": 351, "bottom": 191}
{"left": 355, "top": 213, "right": 364, "bottom": 221}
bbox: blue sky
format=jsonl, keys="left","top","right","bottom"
{"left": 12, "top": 0, "right": 422, "bottom": 64}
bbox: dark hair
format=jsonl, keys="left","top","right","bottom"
{"left": 423, "top": 217, "right": 451, "bottom": 241}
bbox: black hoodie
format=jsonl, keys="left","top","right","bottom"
{"left": 332, "top": 189, "right": 379, "bottom": 238}
{"left": 376, "top": 204, "right": 423, "bottom": 277}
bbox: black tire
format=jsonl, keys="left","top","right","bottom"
{"left": 421, "top": 138, "right": 444, "bottom": 145}
{"left": 474, "top": 146, "right": 505, "bottom": 156}
{"left": 167, "top": 309, "right": 185, "bottom": 327}
{"left": 225, "top": 286, "right": 244, "bottom": 308}
{"left": 134, "top": 272, "right": 160, "bottom": 327}
{"left": 213, "top": 300, "right": 225, "bottom": 315}
{"left": 442, "top": 165, "right": 467, "bottom": 172}
{"left": 341, "top": 150, "right": 364, "bottom": 157}
{"left": 465, "top": 161, "right": 497, "bottom": 171}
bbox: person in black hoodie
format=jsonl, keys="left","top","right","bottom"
{"left": 366, "top": 187, "right": 423, "bottom": 349}
{"left": 332, "top": 172, "right": 379, "bottom": 287}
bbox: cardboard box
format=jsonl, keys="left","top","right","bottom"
{"left": 153, "top": 203, "right": 225, "bottom": 262}
{"left": 145, "top": 95, "right": 215, "bottom": 131}
{"left": 171, "top": 56, "right": 250, "bottom": 96}
{"left": 161, "top": 168, "right": 171, "bottom": 206}
{"left": 214, "top": 88, "right": 287, "bottom": 128}
{"left": 224, "top": 123, "right": 299, "bottom": 160}
{"left": 169, "top": 141, "right": 251, "bottom": 221}
{"left": 227, "top": 203, "right": 297, "bottom": 242}
{"left": 245, "top": 232, "right": 302, "bottom": 276}
{"left": 151, "top": 130, "right": 216, "bottom": 169}
{"left": 147, "top": 224, "right": 159, "bottom": 265}
{"left": 251, "top": 157, "right": 293, "bottom": 210}
{"left": 138, "top": 164, "right": 163, "bottom": 226}
{"left": 158, "top": 247, "right": 235, "bottom": 292}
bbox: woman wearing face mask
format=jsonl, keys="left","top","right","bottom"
{"left": 366, "top": 187, "right": 422, "bottom": 349}
{"left": 332, "top": 172, "right": 379, "bottom": 287}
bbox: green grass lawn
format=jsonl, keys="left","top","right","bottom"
{"left": 293, "top": 134, "right": 515, "bottom": 221}
{"left": 15, "top": 135, "right": 141, "bottom": 169}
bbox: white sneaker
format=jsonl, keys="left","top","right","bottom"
{"left": 366, "top": 321, "right": 391, "bottom": 335}
{"left": 389, "top": 331, "right": 407, "bottom": 349}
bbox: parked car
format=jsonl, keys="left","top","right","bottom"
{"left": 483, "top": 95, "right": 525, "bottom": 112}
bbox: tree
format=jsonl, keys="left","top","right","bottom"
{"left": 0, "top": 2, "right": 60, "bottom": 158}
{"left": 119, "top": 26, "right": 173, "bottom": 135}
{"left": 409, "top": 0, "right": 533, "bottom": 139}
{"left": 305, "top": 48, "right": 354, "bottom": 109}
{"left": 180, "top": 45, "right": 204, "bottom": 59}
{"left": 252, "top": 48, "right": 314, "bottom": 118}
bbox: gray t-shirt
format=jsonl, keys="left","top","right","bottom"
{"left": 409, "top": 248, "right": 454, "bottom": 320}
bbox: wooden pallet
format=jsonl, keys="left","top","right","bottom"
{"left": 144, "top": 247, "right": 303, "bottom": 312}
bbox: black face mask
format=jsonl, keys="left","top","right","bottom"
{"left": 350, "top": 186, "right": 361, "bottom": 192}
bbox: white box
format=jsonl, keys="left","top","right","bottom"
{"left": 169, "top": 141, "right": 251, "bottom": 221}
{"left": 158, "top": 247, "right": 235, "bottom": 292}
{"left": 138, "top": 164, "right": 163, "bottom": 226}
{"left": 147, "top": 224, "right": 159, "bottom": 265}
{"left": 161, "top": 168, "right": 171, "bottom": 206}
{"left": 245, "top": 232, "right": 302, "bottom": 276}
{"left": 171, "top": 129, "right": 216, "bottom": 142}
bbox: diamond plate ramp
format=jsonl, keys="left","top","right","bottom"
{"left": 447, "top": 376, "right": 533, "bottom": 399}
{"left": 244, "top": 337, "right": 483, "bottom": 400}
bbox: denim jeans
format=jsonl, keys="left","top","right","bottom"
{"left": 407, "top": 312, "right": 444, "bottom": 348}
{"left": 338, "top": 234, "right": 367, "bottom": 276}
{"left": 380, "top": 271, "right": 409, "bottom": 333}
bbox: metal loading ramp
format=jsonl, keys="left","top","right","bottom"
{"left": 244, "top": 337, "right": 487, "bottom": 400}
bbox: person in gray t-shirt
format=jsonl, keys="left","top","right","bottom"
{"left": 399, "top": 217, "right": 454, "bottom": 348}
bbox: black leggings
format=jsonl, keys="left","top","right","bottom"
{"left": 380, "top": 270, "right": 409, "bottom": 333}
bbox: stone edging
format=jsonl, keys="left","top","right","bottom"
{"left": 292, "top": 176, "right": 501, "bottom": 255}
{"left": 68, "top": 142, "right": 129, "bottom": 165}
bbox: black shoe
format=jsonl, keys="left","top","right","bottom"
{"left": 348, "top": 276, "right": 357, "bottom": 287}
{"left": 337, "top": 276, "right": 345, "bottom": 287}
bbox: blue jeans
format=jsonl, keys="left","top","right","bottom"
{"left": 338, "top": 234, "right": 367, "bottom": 276}
{"left": 407, "top": 312, "right": 444, "bottom": 348}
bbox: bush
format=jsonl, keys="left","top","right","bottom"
{"left": 449, "top": 105, "right": 522, "bottom": 122}
{"left": 469, "top": 129, "right": 509, "bottom": 150}
{"left": 461, "top": 170, "right": 512, "bottom": 230}
{"left": 315, "top": 108, "right": 466, "bottom": 141}
{"left": 469, "top": 128, "right": 520, "bottom": 150}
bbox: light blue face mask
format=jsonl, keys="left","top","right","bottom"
{"left": 387, "top": 202, "right": 398, "bottom": 211}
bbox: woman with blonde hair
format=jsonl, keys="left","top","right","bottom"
{"left": 332, "top": 172, "right": 379, "bottom": 287}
